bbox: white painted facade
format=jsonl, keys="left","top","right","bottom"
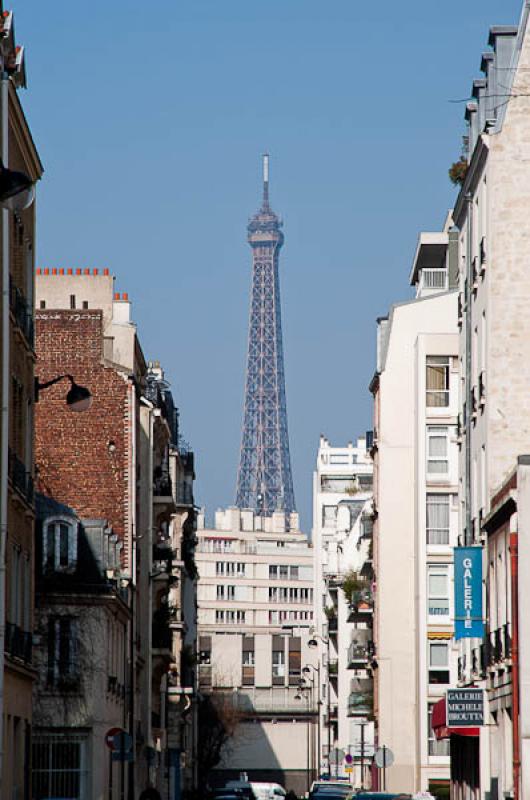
{"left": 312, "top": 436, "right": 375, "bottom": 787}
{"left": 371, "top": 241, "right": 459, "bottom": 794}
{"left": 195, "top": 507, "right": 317, "bottom": 794}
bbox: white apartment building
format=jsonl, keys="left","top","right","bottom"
{"left": 370, "top": 229, "right": 459, "bottom": 796}
{"left": 195, "top": 507, "right": 317, "bottom": 794}
{"left": 312, "top": 437, "right": 375, "bottom": 787}
{"left": 450, "top": 9, "right": 530, "bottom": 798}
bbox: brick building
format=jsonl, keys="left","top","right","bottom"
{"left": 33, "top": 269, "right": 197, "bottom": 799}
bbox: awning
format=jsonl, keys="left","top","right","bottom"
{"left": 432, "top": 696, "right": 480, "bottom": 740}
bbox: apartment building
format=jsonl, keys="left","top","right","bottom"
{"left": 0, "top": 11, "right": 43, "bottom": 798}
{"left": 196, "top": 507, "right": 316, "bottom": 794}
{"left": 370, "top": 229, "right": 459, "bottom": 796}
{"left": 33, "top": 270, "right": 197, "bottom": 799}
{"left": 312, "top": 436, "right": 374, "bottom": 786}
{"left": 447, "top": 7, "right": 530, "bottom": 798}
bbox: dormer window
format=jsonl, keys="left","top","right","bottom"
{"left": 43, "top": 517, "right": 78, "bottom": 573}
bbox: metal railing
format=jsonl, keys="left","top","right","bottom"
{"left": 231, "top": 686, "right": 317, "bottom": 713}
{"left": 8, "top": 447, "right": 33, "bottom": 505}
{"left": 5, "top": 622, "right": 32, "bottom": 664}
{"left": 9, "top": 277, "right": 34, "bottom": 347}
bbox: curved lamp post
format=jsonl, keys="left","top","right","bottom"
{"left": 295, "top": 681, "right": 312, "bottom": 792}
{"left": 35, "top": 374, "right": 93, "bottom": 412}
{"left": 303, "top": 664, "right": 321, "bottom": 779}
{"left": 308, "top": 633, "right": 332, "bottom": 776}
{"left": 0, "top": 158, "right": 35, "bottom": 212}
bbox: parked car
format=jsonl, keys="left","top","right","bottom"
{"left": 353, "top": 793, "right": 412, "bottom": 799}
{"left": 250, "top": 783, "right": 286, "bottom": 800}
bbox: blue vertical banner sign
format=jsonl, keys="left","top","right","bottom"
{"left": 454, "top": 546, "right": 484, "bottom": 639}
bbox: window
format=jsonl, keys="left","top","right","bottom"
{"left": 426, "top": 494, "right": 450, "bottom": 545}
{"left": 216, "top": 561, "right": 245, "bottom": 577}
{"left": 427, "top": 427, "right": 449, "bottom": 474}
{"left": 321, "top": 476, "right": 356, "bottom": 493}
{"left": 47, "top": 617, "right": 78, "bottom": 690}
{"left": 217, "top": 585, "right": 235, "bottom": 601}
{"left": 426, "top": 356, "right": 450, "bottom": 407}
{"left": 429, "top": 642, "right": 450, "bottom": 685}
{"left": 428, "top": 703, "right": 450, "bottom": 756}
{"left": 242, "top": 637, "right": 255, "bottom": 686}
{"left": 428, "top": 567, "right": 450, "bottom": 618}
{"left": 215, "top": 610, "right": 245, "bottom": 624}
{"left": 357, "top": 474, "right": 373, "bottom": 491}
{"left": 322, "top": 505, "right": 338, "bottom": 527}
{"left": 272, "top": 649, "right": 285, "bottom": 679}
{"left": 33, "top": 732, "right": 88, "bottom": 800}
{"left": 43, "top": 518, "right": 78, "bottom": 573}
{"left": 269, "top": 565, "right": 300, "bottom": 580}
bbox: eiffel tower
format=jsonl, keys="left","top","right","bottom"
{"left": 235, "top": 155, "right": 296, "bottom": 516}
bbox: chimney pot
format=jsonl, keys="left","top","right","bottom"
{"left": 103, "top": 268, "right": 109, "bottom": 276}
{"left": 67, "top": 268, "right": 73, "bottom": 275}
{"left": 122, "top": 292, "right": 129, "bottom": 301}
{"left": 44, "top": 268, "right": 49, "bottom": 275}
{"left": 52, "top": 268, "right": 57, "bottom": 275}
{"left": 114, "top": 292, "right": 121, "bottom": 301}
{"left": 76, "top": 269, "right": 81, "bottom": 275}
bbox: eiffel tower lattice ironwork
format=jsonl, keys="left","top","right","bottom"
{"left": 235, "top": 155, "right": 296, "bottom": 516}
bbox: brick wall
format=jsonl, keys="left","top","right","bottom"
{"left": 35, "top": 309, "right": 130, "bottom": 542}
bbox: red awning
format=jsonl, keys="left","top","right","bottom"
{"left": 432, "top": 696, "right": 480, "bottom": 740}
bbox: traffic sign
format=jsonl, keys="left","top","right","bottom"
{"left": 344, "top": 767, "right": 353, "bottom": 773}
{"left": 111, "top": 731, "right": 134, "bottom": 762}
{"left": 374, "top": 746, "right": 394, "bottom": 768}
{"left": 105, "top": 727, "right": 124, "bottom": 750}
{"left": 329, "top": 748, "right": 345, "bottom": 764}
{"left": 344, "top": 754, "right": 353, "bottom": 765}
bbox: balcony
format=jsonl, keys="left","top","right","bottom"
{"left": 5, "top": 622, "right": 32, "bottom": 664}
{"left": 327, "top": 615, "right": 338, "bottom": 634}
{"left": 9, "top": 277, "right": 34, "bottom": 348}
{"left": 347, "top": 678, "right": 373, "bottom": 716}
{"left": 328, "top": 659, "right": 338, "bottom": 676}
{"left": 347, "top": 629, "right": 372, "bottom": 668}
{"left": 323, "top": 704, "right": 338, "bottom": 724}
{"left": 347, "top": 589, "right": 373, "bottom": 622}
{"left": 417, "top": 268, "right": 448, "bottom": 298}
{"left": 8, "top": 448, "right": 33, "bottom": 506}
{"left": 232, "top": 686, "right": 317, "bottom": 714}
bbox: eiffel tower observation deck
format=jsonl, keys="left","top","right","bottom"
{"left": 235, "top": 155, "right": 296, "bottom": 517}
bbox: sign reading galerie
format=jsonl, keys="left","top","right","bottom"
{"left": 454, "top": 546, "right": 484, "bottom": 639}
{"left": 446, "top": 688, "right": 484, "bottom": 727}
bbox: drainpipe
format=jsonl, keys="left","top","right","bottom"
{"left": 0, "top": 68, "right": 10, "bottom": 792}
{"left": 510, "top": 531, "right": 520, "bottom": 800}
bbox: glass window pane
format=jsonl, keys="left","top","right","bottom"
{"left": 429, "top": 574, "right": 447, "bottom": 595}
{"left": 430, "top": 643, "right": 448, "bottom": 667}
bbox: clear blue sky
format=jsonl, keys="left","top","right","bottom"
{"left": 18, "top": 0, "right": 522, "bottom": 531}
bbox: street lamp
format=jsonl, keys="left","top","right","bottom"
{"left": 35, "top": 374, "right": 93, "bottom": 412}
{"left": 308, "top": 633, "right": 332, "bottom": 777}
{"left": 295, "top": 682, "right": 312, "bottom": 793}
{"left": 303, "top": 664, "right": 321, "bottom": 781}
{"left": 0, "top": 158, "right": 35, "bottom": 211}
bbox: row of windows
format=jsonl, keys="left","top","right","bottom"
{"left": 215, "top": 610, "right": 246, "bottom": 624}
{"left": 268, "top": 587, "right": 313, "bottom": 603}
{"left": 269, "top": 564, "right": 299, "bottom": 580}
{"left": 320, "top": 474, "right": 373, "bottom": 494}
{"left": 216, "top": 562, "right": 245, "bottom": 576}
{"left": 269, "top": 610, "right": 313, "bottom": 623}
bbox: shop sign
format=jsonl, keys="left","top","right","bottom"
{"left": 447, "top": 688, "right": 484, "bottom": 727}
{"left": 454, "top": 546, "right": 484, "bottom": 639}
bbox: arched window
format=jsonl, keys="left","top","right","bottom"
{"left": 43, "top": 517, "right": 78, "bottom": 573}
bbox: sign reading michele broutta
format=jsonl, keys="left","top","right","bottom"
{"left": 447, "top": 688, "right": 484, "bottom": 727}
{"left": 454, "top": 546, "right": 484, "bottom": 639}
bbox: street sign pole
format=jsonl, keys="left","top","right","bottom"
{"left": 360, "top": 724, "right": 365, "bottom": 789}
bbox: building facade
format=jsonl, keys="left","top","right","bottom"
{"left": 33, "top": 270, "right": 197, "bottom": 799}
{"left": 422, "top": 8, "right": 530, "bottom": 799}
{"left": 311, "top": 436, "right": 374, "bottom": 786}
{"left": 196, "top": 507, "right": 316, "bottom": 794}
{"left": 370, "top": 229, "right": 459, "bottom": 796}
{"left": 0, "top": 9, "right": 43, "bottom": 797}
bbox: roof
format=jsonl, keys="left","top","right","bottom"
{"left": 409, "top": 231, "right": 448, "bottom": 285}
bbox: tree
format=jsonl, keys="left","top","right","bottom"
{"left": 197, "top": 691, "right": 242, "bottom": 789}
